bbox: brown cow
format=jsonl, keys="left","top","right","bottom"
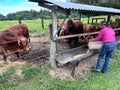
{"left": 60, "top": 19, "right": 83, "bottom": 48}
{"left": 83, "top": 24, "right": 101, "bottom": 43}
{"left": 7, "top": 24, "right": 30, "bottom": 42}
{"left": 0, "top": 28, "right": 30, "bottom": 63}
{"left": 111, "top": 21, "right": 120, "bottom": 36}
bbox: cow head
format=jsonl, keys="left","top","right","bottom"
{"left": 19, "top": 36, "right": 31, "bottom": 51}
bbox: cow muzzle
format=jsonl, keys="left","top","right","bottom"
{"left": 25, "top": 46, "right": 31, "bottom": 51}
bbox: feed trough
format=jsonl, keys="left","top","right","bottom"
{"left": 56, "top": 36, "right": 120, "bottom": 66}
{"left": 55, "top": 45, "right": 98, "bottom": 66}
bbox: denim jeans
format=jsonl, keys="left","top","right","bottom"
{"left": 96, "top": 42, "right": 116, "bottom": 73}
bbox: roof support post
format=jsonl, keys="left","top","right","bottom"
{"left": 50, "top": 10, "right": 57, "bottom": 68}
{"left": 79, "top": 14, "right": 82, "bottom": 21}
{"left": 107, "top": 14, "right": 111, "bottom": 23}
{"left": 88, "top": 15, "right": 90, "bottom": 24}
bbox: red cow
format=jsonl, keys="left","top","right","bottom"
{"left": 0, "top": 27, "right": 30, "bottom": 63}
{"left": 60, "top": 19, "right": 83, "bottom": 48}
{"left": 7, "top": 24, "right": 30, "bottom": 42}
{"left": 111, "top": 21, "right": 120, "bottom": 36}
{"left": 83, "top": 24, "right": 101, "bottom": 43}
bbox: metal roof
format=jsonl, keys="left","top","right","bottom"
{"left": 29, "top": 0, "right": 120, "bottom": 15}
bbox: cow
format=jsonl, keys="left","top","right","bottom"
{"left": 0, "top": 27, "right": 30, "bottom": 63}
{"left": 83, "top": 24, "right": 101, "bottom": 43}
{"left": 110, "top": 21, "right": 120, "bottom": 36}
{"left": 59, "top": 19, "right": 84, "bottom": 48}
{"left": 7, "top": 24, "right": 30, "bottom": 42}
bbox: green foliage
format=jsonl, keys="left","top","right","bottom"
{"left": 21, "top": 65, "right": 41, "bottom": 80}
{"left": 74, "top": 0, "right": 120, "bottom": 9}
{"left": 0, "top": 9, "right": 65, "bottom": 21}
{"left": 6, "top": 9, "right": 52, "bottom": 20}
{"left": 0, "top": 67, "right": 16, "bottom": 84}
{"left": 0, "top": 14, "right": 6, "bottom": 20}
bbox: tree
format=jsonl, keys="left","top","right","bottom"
{"left": 73, "top": 0, "right": 120, "bottom": 9}
{"left": 0, "top": 14, "right": 6, "bottom": 20}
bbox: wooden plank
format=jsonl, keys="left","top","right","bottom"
{"left": 57, "top": 32, "right": 99, "bottom": 40}
{"left": 57, "top": 28, "right": 120, "bottom": 40}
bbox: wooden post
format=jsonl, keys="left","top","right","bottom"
{"left": 107, "top": 14, "right": 111, "bottom": 23}
{"left": 41, "top": 17, "right": 44, "bottom": 29}
{"left": 79, "top": 13, "right": 81, "bottom": 21}
{"left": 50, "top": 10, "right": 57, "bottom": 68}
{"left": 88, "top": 15, "right": 90, "bottom": 24}
{"left": 92, "top": 18, "right": 93, "bottom": 24}
{"left": 19, "top": 17, "right": 22, "bottom": 24}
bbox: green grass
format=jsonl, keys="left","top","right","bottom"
{"left": 0, "top": 20, "right": 51, "bottom": 37}
{"left": 0, "top": 67, "right": 16, "bottom": 84}
{"left": 0, "top": 16, "right": 117, "bottom": 37}
{"left": 22, "top": 65, "right": 41, "bottom": 80}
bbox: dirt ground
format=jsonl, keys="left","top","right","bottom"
{"left": 0, "top": 35, "right": 98, "bottom": 79}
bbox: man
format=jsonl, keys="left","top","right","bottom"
{"left": 90, "top": 21, "right": 116, "bottom": 73}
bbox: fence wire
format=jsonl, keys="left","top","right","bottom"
{"left": 0, "top": 36, "right": 50, "bottom": 66}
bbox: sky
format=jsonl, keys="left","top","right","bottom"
{"left": 0, "top": 0, "right": 68, "bottom": 16}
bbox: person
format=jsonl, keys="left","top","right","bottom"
{"left": 90, "top": 20, "right": 116, "bottom": 73}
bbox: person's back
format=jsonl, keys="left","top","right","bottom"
{"left": 95, "top": 21, "right": 116, "bottom": 43}
{"left": 99, "top": 27, "right": 116, "bottom": 42}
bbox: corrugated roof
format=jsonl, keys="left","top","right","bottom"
{"left": 29, "top": 0, "right": 120, "bottom": 15}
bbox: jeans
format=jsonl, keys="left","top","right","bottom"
{"left": 96, "top": 42, "right": 116, "bottom": 73}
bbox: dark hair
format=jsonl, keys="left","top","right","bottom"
{"left": 101, "top": 21, "right": 108, "bottom": 26}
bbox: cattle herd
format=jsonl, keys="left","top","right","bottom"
{"left": 0, "top": 19, "right": 120, "bottom": 63}
{"left": 59, "top": 19, "right": 120, "bottom": 48}
{"left": 0, "top": 24, "right": 30, "bottom": 63}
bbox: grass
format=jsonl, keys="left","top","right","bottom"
{"left": 0, "top": 20, "right": 51, "bottom": 37}
{"left": 0, "top": 48, "right": 120, "bottom": 90}
{"left": 0, "top": 67, "right": 16, "bottom": 84}
{"left": 22, "top": 65, "right": 41, "bottom": 80}
{"left": 0, "top": 16, "right": 117, "bottom": 37}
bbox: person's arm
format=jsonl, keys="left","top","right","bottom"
{"left": 95, "top": 30, "right": 104, "bottom": 41}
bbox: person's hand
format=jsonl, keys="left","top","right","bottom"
{"left": 89, "top": 39, "right": 95, "bottom": 42}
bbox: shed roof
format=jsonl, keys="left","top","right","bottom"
{"left": 29, "top": 0, "right": 120, "bottom": 15}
